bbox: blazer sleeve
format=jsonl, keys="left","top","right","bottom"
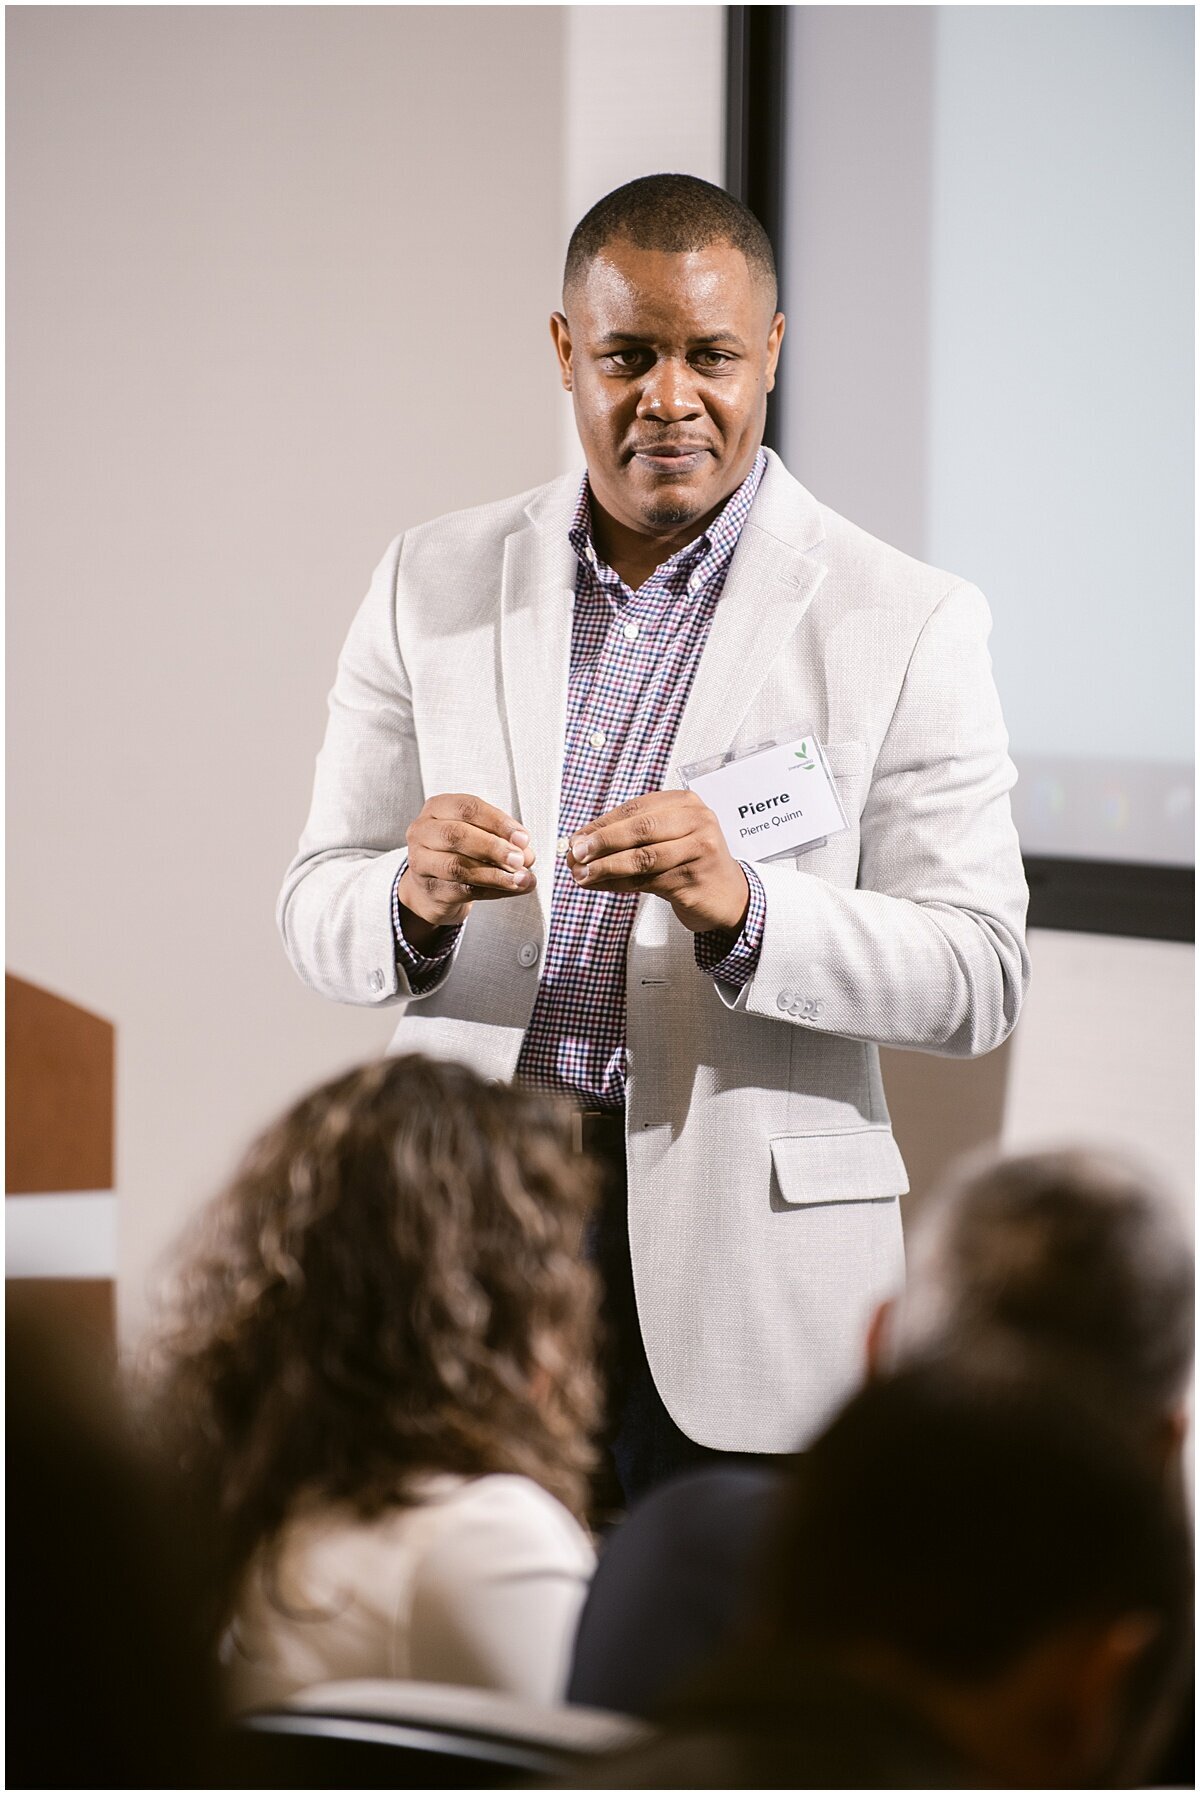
{"left": 722, "top": 581, "right": 1030, "bottom": 1057}
{"left": 277, "top": 535, "right": 460, "bottom": 1006}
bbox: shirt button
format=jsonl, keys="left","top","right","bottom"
{"left": 623, "top": 621, "right": 639, "bottom": 641}
{"left": 517, "top": 942, "right": 539, "bottom": 968}
{"left": 589, "top": 729, "right": 606, "bottom": 750}
{"left": 556, "top": 835, "right": 570, "bottom": 858}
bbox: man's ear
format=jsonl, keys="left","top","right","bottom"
{"left": 864, "top": 1298, "right": 894, "bottom": 1381}
{"left": 550, "top": 312, "right": 573, "bottom": 391}
{"left": 764, "top": 312, "right": 786, "bottom": 392}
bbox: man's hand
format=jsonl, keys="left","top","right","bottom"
{"left": 398, "top": 793, "right": 536, "bottom": 947}
{"left": 567, "top": 791, "right": 749, "bottom": 935}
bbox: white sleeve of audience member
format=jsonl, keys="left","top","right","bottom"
{"left": 406, "top": 1477, "right": 595, "bottom": 1702}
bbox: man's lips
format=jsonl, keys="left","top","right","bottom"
{"left": 627, "top": 444, "right": 715, "bottom": 471}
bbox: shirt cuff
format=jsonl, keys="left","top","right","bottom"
{"left": 693, "top": 862, "right": 766, "bottom": 988}
{"left": 392, "top": 863, "right": 462, "bottom": 993}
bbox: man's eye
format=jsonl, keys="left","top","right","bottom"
{"left": 603, "top": 350, "right": 650, "bottom": 371}
{"left": 693, "top": 351, "right": 734, "bottom": 369}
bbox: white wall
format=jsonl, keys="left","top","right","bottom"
{"left": 7, "top": 5, "right": 726, "bottom": 1339}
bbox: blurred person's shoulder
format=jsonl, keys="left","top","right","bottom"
{"left": 253, "top": 1473, "right": 593, "bottom": 1582}
{"left": 416, "top": 1472, "right": 596, "bottom": 1577}
{"left": 570, "top": 1722, "right": 973, "bottom": 1790}
{"left": 227, "top": 1475, "right": 595, "bottom": 1708}
{"left": 623, "top": 1462, "right": 780, "bottom": 1528}
{"left": 592, "top": 1462, "right": 780, "bottom": 1586}
{"left": 567, "top": 1465, "right": 781, "bottom": 1718}
{"left": 565, "top": 1664, "right": 979, "bottom": 1789}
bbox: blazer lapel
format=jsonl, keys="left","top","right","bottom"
{"left": 496, "top": 456, "right": 827, "bottom": 939}
{"left": 499, "top": 478, "right": 580, "bottom": 941}
{"left": 671, "top": 452, "right": 829, "bottom": 777}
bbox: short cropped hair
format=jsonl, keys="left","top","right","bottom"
{"left": 893, "top": 1148, "right": 1194, "bottom": 1429}
{"left": 564, "top": 173, "right": 777, "bottom": 304}
{"left": 764, "top": 1363, "right": 1188, "bottom": 1684}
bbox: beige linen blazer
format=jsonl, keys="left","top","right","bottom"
{"left": 279, "top": 450, "right": 1030, "bottom": 1452}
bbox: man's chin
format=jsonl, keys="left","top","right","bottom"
{"left": 641, "top": 495, "right": 707, "bottom": 530}
{"left": 631, "top": 473, "right": 716, "bottom": 533}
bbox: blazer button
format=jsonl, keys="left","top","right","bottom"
{"left": 518, "top": 942, "right": 540, "bottom": 968}
{"left": 369, "top": 969, "right": 386, "bottom": 993}
{"left": 777, "top": 988, "right": 794, "bottom": 1012}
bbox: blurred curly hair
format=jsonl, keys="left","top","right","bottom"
{"left": 143, "top": 1055, "right": 600, "bottom": 1628}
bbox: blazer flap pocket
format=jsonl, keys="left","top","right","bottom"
{"left": 770, "top": 1128, "right": 909, "bottom": 1209}
{"left": 820, "top": 740, "right": 867, "bottom": 780}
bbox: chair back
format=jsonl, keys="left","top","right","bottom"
{"left": 227, "top": 1678, "right": 645, "bottom": 1788}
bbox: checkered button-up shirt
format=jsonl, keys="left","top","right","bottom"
{"left": 394, "top": 451, "right": 768, "bottom": 1111}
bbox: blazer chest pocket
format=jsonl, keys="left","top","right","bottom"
{"left": 820, "top": 740, "right": 868, "bottom": 820}
{"left": 820, "top": 740, "right": 867, "bottom": 783}
{"left": 785, "top": 739, "right": 868, "bottom": 882}
{"left": 769, "top": 1128, "right": 909, "bottom": 1211}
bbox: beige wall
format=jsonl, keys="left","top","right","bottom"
{"left": 884, "top": 931, "right": 1195, "bottom": 1243}
{"left": 7, "top": 5, "right": 725, "bottom": 1338}
{"left": 559, "top": 4, "right": 725, "bottom": 467}
{"left": 1001, "top": 930, "right": 1194, "bottom": 1234}
{"left": 7, "top": 6, "right": 573, "bottom": 1334}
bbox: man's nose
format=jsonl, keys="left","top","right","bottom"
{"left": 636, "top": 358, "right": 703, "bottom": 421}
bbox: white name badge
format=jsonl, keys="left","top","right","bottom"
{"left": 680, "top": 732, "right": 849, "bottom": 863}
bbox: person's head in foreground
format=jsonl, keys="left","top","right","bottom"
{"left": 8, "top": 1297, "right": 220, "bottom": 1788}
{"left": 564, "top": 1144, "right": 1195, "bottom": 1741}
{"left": 148, "top": 1054, "right": 599, "bottom": 1635}
{"left": 603, "top": 1364, "right": 1190, "bottom": 1790}
{"left": 874, "top": 1145, "right": 1194, "bottom": 1469}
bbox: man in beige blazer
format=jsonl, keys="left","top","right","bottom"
{"left": 280, "top": 176, "right": 1029, "bottom": 1495}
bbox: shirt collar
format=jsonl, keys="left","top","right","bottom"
{"left": 569, "top": 449, "right": 767, "bottom": 587}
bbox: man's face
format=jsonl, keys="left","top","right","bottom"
{"left": 551, "top": 237, "right": 785, "bottom": 538}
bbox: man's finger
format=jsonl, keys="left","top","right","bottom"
{"left": 414, "top": 817, "right": 535, "bottom": 871}
{"left": 419, "top": 852, "right": 535, "bottom": 894}
{"left": 572, "top": 837, "right": 700, "bottom": 888}
{"left": 577, "top": 862, "right": 701, "bottom": 898}
{"left": 427, "top": 793, "right": 532, "bottom": 852}
{"left": 574, "top": 791, "right": 667, "bottom": 835}
{"left": 570, "top": 802, "right": 700, "bottom": 865}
